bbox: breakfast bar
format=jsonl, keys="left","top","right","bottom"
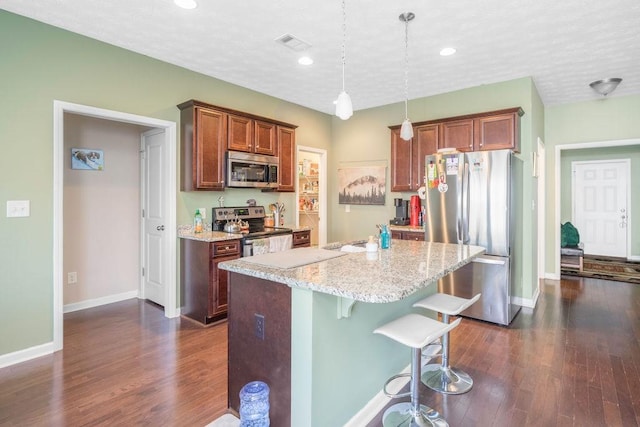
{"left": 219, "top": 239, "right": 484, "bottom": 426}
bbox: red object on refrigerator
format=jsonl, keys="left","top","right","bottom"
{"left": 409, "top": 195, "right": 421, "bottom": 226}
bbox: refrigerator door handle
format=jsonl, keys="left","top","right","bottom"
{"left": 461, "top": 160, "right": 469, "bottom": 244}
{"left": 472, "top": 257, "right": 506, "bottom": 266}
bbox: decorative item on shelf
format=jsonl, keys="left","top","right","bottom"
{"left": 399, "top": 12, "right": 415, "bottom": 141}
{"left": 589, "top": 78, "right": 622, "bottom": 96}
{"left": 335, "top": 0, "right": 353, "bottom": 120}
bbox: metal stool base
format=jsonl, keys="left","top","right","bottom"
{"left": 382, "top": 402, "right": 448, "bottom": 427}
{"left": 421, "top": 364, "right": 473, "bottom": 395}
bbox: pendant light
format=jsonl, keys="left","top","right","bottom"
{"left": 335, "top": 0, "right": 353, "bottom": 120}
{"left": 399, "top": 12, "right": 415, "bottom": 141}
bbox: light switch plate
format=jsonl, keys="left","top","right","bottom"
{"left": 7, "top": 200, "right": 30, "bottom": 217}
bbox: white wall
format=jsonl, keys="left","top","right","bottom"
{"left": 63, "top": 113, "right": 145, "bottom": 305}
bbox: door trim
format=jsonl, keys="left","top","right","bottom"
{"left": 53, "top": 100, "right": 178, "bottom": 352}
{"left": 552, "top": 138, "right": 639, "bottom": 279}
{"left": 296, "top": 145, "right": 328, "bottom": 247}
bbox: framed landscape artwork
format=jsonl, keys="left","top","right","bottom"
{"left": 337, "top": 165, "right": 386, "bottom": 205}
{"left": 71, "top": 148, "right": 104, "bottom": 170}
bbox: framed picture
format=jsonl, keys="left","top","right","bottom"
{"left": 71, "top": 148, "right": 104, "bottom": 170}
{"left": 337, "top": 165, "right": 386, "bottom": 205}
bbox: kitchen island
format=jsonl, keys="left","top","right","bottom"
{"left": 219, "top": 240, "right": 484, "bottom": 426}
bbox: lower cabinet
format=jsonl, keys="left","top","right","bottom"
{"left": 180, "top": 238, "right": 240, "bottom": 324}
{"left": 292, "top": 230, "right": 311, "bottom": 248}
{"left": 391, "top": 229, "right": 425, "bottom": 241}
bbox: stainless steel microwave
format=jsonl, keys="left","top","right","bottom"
{"left": 227, "top": 151, "right": 278, "bottom": 189}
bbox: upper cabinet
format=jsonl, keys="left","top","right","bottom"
{"left": 179, "top": 101, "right": 227, "bottom": 191}
{"left": 390, "top": 124, "right": 438, "bottom": 192}
{"left": 228, "top": 115, "right": 278, "bottom": 156}
{"left": 390, "top": 107, "right": 523, "bottom": 192}
{"left": 277, "top": 126, "right": 296, "bottom": 192}
{"left": 178, "top": 100, "right": 296, "bottom": 191}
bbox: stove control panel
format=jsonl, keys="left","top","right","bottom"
{"left": 212, "top": 206, "right": 265, "bottom": 221}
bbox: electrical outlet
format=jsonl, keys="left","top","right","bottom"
{"left": 255, "top": 314, "right": 265, "bottom": 340}
{"left": 67, "top": 272, "right": 77, "bottom": 284}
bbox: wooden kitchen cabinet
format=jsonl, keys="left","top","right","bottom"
{"left": 228, "top": 115, "right": 278, "bottom": 156}
{"left": 390, "top": 124, "right": 438, "bottom": 192}
{"left": 292, "top": 230, "right": 311, "bottom": 248}
{"left": 390, "top": 107, "right": 523, "bottom": 190}
{"left": 277, "top": 126, "right": 296, "bottom": 192}
{"left": 179, "top": 101, "right": 227, "bottom": 191}
{"left": 390, "top": 229, "right": 425, "bottom": 241}
{"left": 180, "top": 238, "right": 240, "bottom": 324}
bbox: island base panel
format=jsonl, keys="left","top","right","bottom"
{"left": 228, "top": 272, "right": 291, "bottom": 426}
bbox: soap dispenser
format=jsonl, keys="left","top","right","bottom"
{"left": 365, "top": 235, "right": 378, "bottom": 252}
{"left": 194, "top": 209, "right": 203, "bottom": 233}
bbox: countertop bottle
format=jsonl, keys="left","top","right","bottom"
{"left": 380, "top": 225, "right": 390, "bottom": 249}
{"left": 194, "top": 209, "right": 203, "bottom": 233}
{"left": 365, "top": 235, "right": 378, "bottom": 252}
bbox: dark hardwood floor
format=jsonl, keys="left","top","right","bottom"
{"left": 2, "top": 276, "right": 639, "bottom": 426}
{"left": 367, "top": 276, "right": 640, "bottom": 427}
{"left": 0, "top": 299, "right": 228, "bottom": 427}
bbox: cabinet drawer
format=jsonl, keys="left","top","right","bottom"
{"left": 403, "top": 232, "right": 425, "bottom": 241}
{"left": 292, "top": 231, "right": 310, "bottom": 247}
{"left": 213, "top": 240, "right": 240, "bottom": 257}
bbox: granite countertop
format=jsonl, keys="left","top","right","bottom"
{"left": 219, "top": 240, "right": 484, "bottom": 303}
{"left": 178, "top": 225, "right": 242, "bottom": 242}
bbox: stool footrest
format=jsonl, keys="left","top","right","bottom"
{"left": 382, "top": 373, "right": 412, "bottom": 398}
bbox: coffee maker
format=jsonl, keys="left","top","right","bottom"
{"left": 390, "top": 198, "right": 410, "bottom": 225}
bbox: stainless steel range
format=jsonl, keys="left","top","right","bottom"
{"left": 212, "top": 206, "right": 292, "bottom": 256}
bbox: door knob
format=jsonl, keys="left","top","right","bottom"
{"left": 156, "top": 225, "right": 165, "bottom": 231}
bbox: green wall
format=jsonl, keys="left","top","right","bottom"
{"left": 0, "top": 10, "right": 331, "bottom": 356}
{"left": 544, "top": 95, "right": 640, "bottom": 274}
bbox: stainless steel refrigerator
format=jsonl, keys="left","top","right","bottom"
{"left": 424, "top": 149, "right": 521, "bottom": 325}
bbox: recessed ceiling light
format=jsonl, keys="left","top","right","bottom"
{"left": 440, "top": 47, "right": 456, "bottom": 56}
{"left": 298, "top": 56, "right": 313, "bottom": 66}
{"left": 174, "top": 0, "right": 197, "bottom": 9}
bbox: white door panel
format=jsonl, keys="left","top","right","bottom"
{"left": 142, "top": 129, "right": 167, "bottom": 306}
{"left": 573, "top": 160, "right": 628, "bottom": 258}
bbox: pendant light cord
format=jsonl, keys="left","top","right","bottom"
{"left": 341, "top": 0, "right": 347, "bottom": 92}
{"left": 404, "top": 15, "right": 409, "bottom": 120}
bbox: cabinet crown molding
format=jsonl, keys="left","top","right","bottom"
{"left": 388, "top": 107, "right": 524, "bottom": 130}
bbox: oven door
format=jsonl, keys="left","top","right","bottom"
{"left": 243, "top": 234, "right": 293, "bottom": 257}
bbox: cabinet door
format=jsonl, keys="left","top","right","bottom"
{"left": 277, "top": 126, "right": 296, "bottom": 192}
{"left": 440, "top": 119, "right": 473, "bottom": 152}
{"left": 195, "top": 108, "right": 226, "bottom": 190}
{"left": 413, "top": 124, "right": 438, "bottom": 190}
{"left": 254, "top": 120, "right": 278, "bottom": 156}
{"left": 210, "top": 254, "right": 238, "bottom": 317}
{"left": 390, "top": 230, "right": 403, "bottom": 240}
{"left": 228, "top": 114, "right": 253, "bottom": 152}
{"left": 390, "top": 128, "right": 412, "bottom": 192}
{"left": 475, "top": 113, "right": 519, "bottom": 152}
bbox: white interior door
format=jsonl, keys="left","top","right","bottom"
{"left": 141, "top": 129, "right": 167, "bottom": 305}
{"left": 572, "top": 160, "right": 629, "bottom": 258}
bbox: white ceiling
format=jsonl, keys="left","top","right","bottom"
{"left": 2, "top": 0, "right": 640, "bottom": 115}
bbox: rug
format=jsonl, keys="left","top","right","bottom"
{"left": 562, "top": 256, "right": 640, "bottom": 284}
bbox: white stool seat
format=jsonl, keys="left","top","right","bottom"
{"left": 374, "top": 314, "right": 461, "bottom": 427}
{"left": 413, "top": 293, "right": 481, "bottom": 316}
{"left": 374, "top": 313, "right": 461, "bottom": 349}
{"left": 413, "top": 293, "right": 481, "bottom": 395}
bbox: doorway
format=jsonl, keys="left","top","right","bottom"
{"left": 553, "top": 138, "right": 639, "bottom": 278}
{"left": 296, "top": 146, "right": 327, "bottom": 247}
{"left": 53, "top": 101, "right": 177, "bottom": 352}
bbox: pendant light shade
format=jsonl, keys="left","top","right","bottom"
{"left": 399, "top": 12, "right": 415, "bottom": 141}
{"left": 400, "top": 118, "right": 414, "bottom": 140}
{"left": 336, "top": 91, "right": 353, "bottom": 120}
{"left": 335, "top": 0, "right": 353, "bottom": 120}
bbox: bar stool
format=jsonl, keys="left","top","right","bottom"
{"left": 374, "top": 313, "right": 461, "bottom": 427}
{"left": 413, "top": 293, "right": 481, "bottom": 395}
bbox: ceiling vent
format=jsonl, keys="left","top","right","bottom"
{"left": 275, "top": 34, "right": 312, "bottom": 52}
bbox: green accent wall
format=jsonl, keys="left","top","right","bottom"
{"left": 0, "top": 10, "right": 331, "bottom": 356}
{"left": 544, "top": 95, "right": 640, "bottom": 274}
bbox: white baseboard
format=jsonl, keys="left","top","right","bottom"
{"left": 628, "top": 255, "right": 640, "bottom": 262}
{"left": 63, "top": 290, "right": 139, "bottom": 313}
{"left": 545, "top": 272, "right": 561, "bottom": 280}
{"left": 0, "top": 341, "right": 54, "bottom": 369}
